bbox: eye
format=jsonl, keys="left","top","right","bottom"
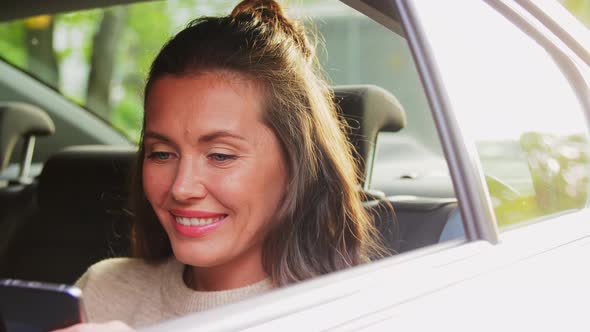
{"left": 208, "top": 153, "right": 237, "bottom": 163}
{"left": 147, "top": 151, "right": 173, "bottom": 162}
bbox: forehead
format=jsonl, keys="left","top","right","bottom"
{"left": 146, "top": 71, "right": 263, "bottom": 113}
{"left": 144, "top": 72, "right": 267, "bottom": 134}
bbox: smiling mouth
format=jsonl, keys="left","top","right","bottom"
{"left": 174, "top": 215, "right": 226, "bottom": 226}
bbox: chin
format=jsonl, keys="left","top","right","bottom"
{"left": 170, "top": 242, "right": 227, "bottom": 268}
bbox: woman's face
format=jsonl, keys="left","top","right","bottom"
{"left": 143, "top": 72, "right": 288, "bottom": 271}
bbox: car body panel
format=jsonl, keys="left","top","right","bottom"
{"left": 143, "top": 209, "right": 590, "bottom": 331}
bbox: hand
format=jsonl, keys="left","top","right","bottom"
{"left": 51, "top": 321, "right": 134, "bottom": 332}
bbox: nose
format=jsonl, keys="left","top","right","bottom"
{"left": 170, "top": 156, "right": 207, "bottom": 202}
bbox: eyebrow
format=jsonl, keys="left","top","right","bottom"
{"left": 143, "top": 131, "right": 172, "bottom": 142}
{"left": 199, "top": 131, "right": 247, "bottom": 143}
{"left": 143, "top": 130, "right": 247, "bottom": 144}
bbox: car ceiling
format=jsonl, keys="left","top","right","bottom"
{"left": 0, "top": 0, "right": 157, "bottom": 22}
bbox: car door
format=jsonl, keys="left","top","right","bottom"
{"left": 143, "top": 0, "right": 590, "bottom": 330}
{"left": 380, "top": 0, "right": 590, "bottom": 329}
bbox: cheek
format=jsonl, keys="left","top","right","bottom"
{"left": 143, "top": 164, "right": 174, "bottom": 205}
{"left": 217, "top": 160, "right": 286, "bottom": 219}
{"left": 204, "top": 168, "right": 260, "bottom": 217}
{"left": 206, "top": 170, "right": 249, "bottom": 209}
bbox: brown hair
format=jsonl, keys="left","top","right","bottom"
{"left": 130, "top": 0, "right": 387, "bottom": 286}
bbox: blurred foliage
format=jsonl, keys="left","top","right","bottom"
{"left": 488, "top": 132, "right": 590, "bottom": 228}
{"left": 57, "top": 11, "right": 102, "bottom": 64}
{"left": 109, "top": 1, "right": 173, "bottom": 143}
{"left": 486, "top": 175, "right": 541, "bottom": 227}
{"left": 0, "top": 0, "right": 354, "bottom": 144}
{"left": 562, "top": 0, "right": 590, "bottom": 27}
{"left": 0, "top": 21, "right": 26, "bottom": 68}
{"left": 0, "top": 1, "right": 209, "bottom": 143}
{"left": 112, "top": 94, "right": 143, "bottom": 142}
{"left": 521, "top": 132, "right": 589, "bottom": 210}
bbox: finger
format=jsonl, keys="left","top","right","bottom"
{"left": 105, "top": 321, "right": 134, "bottom": 331}
{"left": 50, "top": 321, "right": 133, "bottom": 332}
{"left": 50, "top": 322, "right": 85, "bottom": 332}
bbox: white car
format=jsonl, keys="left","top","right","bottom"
{"left": 0, "top": 0, "right": 589, "bottom": 331}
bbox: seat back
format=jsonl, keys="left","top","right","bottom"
{"left": 365, "top": 196, "right": 462, "bottom": 254}
{"left": 336, "top": 86, "right": 464, "bottom": 253}
{"left": 0, "top": 145, "right": 135, "bottom": 283}
{"left": 334, "top": 85, "right": 405, "bottom": 187}
{"left": 0, "top": 102, "right": 55, "bottom": 277}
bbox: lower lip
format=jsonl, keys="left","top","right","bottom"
{"left": 172, "top": 215, "right": 228, "bottom": 237}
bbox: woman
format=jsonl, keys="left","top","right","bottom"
{"left": 56, "top": 0, "right": 386, "bottom": 330}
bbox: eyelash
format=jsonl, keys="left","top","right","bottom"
{"left": 145, "top": 152, "right": 237, "bottom": 164}
{"left": 146, "top": 151, "right": 173, "bottom": 162}
{"left": 208, "top": 153, "right": 237, "bottom": 163}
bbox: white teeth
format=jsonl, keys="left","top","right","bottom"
{"left": 175, "top": 216, "right": 223, "bottom": 226}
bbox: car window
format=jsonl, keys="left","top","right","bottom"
{"left": 412, "top": 0, "right": 590, "bottom": 229}
{"left": 0, "top": 1, "right": 225, "bottom": 142}
{"left": 316, "top": 9, "right": 448, "bottom": 197}
{"left": 0, "top": 0, "right": 465, "bottom": 260}
{"left": 0, "top": 0, "right": 448, "bottom": 197}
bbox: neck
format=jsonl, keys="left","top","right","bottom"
{"left": 184, "top": 245, "right": 269, "bottom": 291}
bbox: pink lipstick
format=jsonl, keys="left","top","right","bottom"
{"left": 170, "top": 209, "right": 228, "bottom": 237}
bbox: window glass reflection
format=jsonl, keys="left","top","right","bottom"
{"left": 414, "top": 0, "right": 590, "bottom": 228}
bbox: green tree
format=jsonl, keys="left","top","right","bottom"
{"left": 25, "top": 16, "right": 59, "bottom": 87}
{"left": 87, "top": 7, "right": 128, "bottom": 119}
{"left": 0, "top": 21, "right": 27, "bottom": 70}
{"left": 562, "top": 0, "right": 590, "bottom": 27}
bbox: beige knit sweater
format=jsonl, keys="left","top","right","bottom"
{"left": 76, "top": 257, "right": 273, "bottom": 328}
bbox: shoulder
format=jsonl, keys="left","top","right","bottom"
{"left": 77, "top": 257, "right": 171, "bottom": 291}
{"left": 79, "top": 257, "right": 158, "bottom": 283}
{"left": 76, "top": 257, "right": 173, "bottom": 323}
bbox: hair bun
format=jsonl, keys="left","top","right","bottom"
{"left": 231, "top": 0, "right": 285, "bottom": 19}
{"left": 231, "top": 0, "right": 313, "bottom": 60}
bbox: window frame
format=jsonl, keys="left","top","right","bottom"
{"left": 396, "top": 0, "right": 499, "bottom": 244}
{"left": 397, "top": 0, "right": 590, "bottom": 242}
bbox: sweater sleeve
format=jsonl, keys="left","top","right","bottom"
{"left": 74, "top": 269, "right": 90, "bottom": 290}
{"left": 74, "top": 257, "right": 151, "bottom": 325}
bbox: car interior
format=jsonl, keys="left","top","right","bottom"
{"left": 0, "top": 0, "right": 465, "bottom": 285}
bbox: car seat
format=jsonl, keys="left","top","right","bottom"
{"left": 0, "top": 145, "right": 134, "bottom": 283}
{"left": 333, "top": 85, "right": 464, "bottom": 254}
{"left": 0, "top": 102, "right": 54, "bottom": 270}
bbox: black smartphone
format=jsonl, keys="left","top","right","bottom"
{"left": 0, "top": 279, "right": 86, "bottom": 332}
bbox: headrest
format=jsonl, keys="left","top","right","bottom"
{"left": 0, "top": 102, "right": 55, "bottom": 172}
{"left": 39, "top": 145, "right": 136, "bottom": 216}
{"left": 333, "top": 85, "right": 406, "bottom": 184}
